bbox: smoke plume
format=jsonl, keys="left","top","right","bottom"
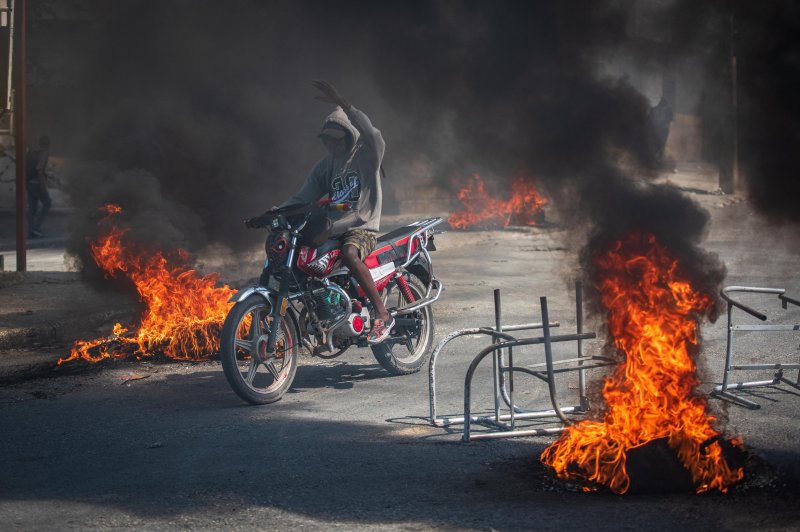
{"left": 723, "top": 2, "right": 800, "bottom": 225}
{"left": 33, "top": 0, "right": 788, "bottom": 300}
{"left": 41, "top": 3, "right": 660, "bottom": 238}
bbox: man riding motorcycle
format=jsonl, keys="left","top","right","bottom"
{"left": 269, "top": 80, "right": 394, "bottom": 344}
{"left": 229, "top": 81, "right": 443, "bottom": 404}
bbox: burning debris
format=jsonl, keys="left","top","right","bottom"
{"left": 540, "top": 232, "right": 744, "bottom": 494}
{"left": 448, "top": 174, "right": 548, "bottom": 230}
{"left": 58, "top": 205, "right": 236, "bottom": 365}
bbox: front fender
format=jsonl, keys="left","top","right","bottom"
{"left": 229, "top": 285, "right": 275, "bottom": 305}
{"left": 228, "top": 286, "right": 301, "bottom": 341}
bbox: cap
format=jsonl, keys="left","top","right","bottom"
{"left": 318, "top": 122, "right": 348, "bottom": 140}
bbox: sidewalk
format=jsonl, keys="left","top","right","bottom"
{"left": 653, "top": 162, "right": 745, "bottom": 209}
{"left": 0, "top": 210, "right": 71, "bottom": 271}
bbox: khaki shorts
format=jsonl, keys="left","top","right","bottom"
{"left": 341, "top": 228, "right": 378, "bottom": 260}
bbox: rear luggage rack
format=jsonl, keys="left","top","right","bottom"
{"left": 391, "top": 278, "right": 444, "bottom": 317}
{"left": 375, "top": 218, "right": 443, "bottom": 269}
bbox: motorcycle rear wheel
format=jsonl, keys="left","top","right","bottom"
{"left": 220, "top": 294, "right": 298, "bottom": 405}
{"left": 371, "top": 273, "right": 434, "bottom": 375}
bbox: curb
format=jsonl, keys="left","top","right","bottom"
{"left": 0, "top": 308, "right": 133, "bottom": 351}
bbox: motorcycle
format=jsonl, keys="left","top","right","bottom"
{"left": 220, "top": 201, "right": 444, "bottom": 404}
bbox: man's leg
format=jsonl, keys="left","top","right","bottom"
{"left": 340, "top": 244, "right": 391, "bottom": 323}
{"left": 27, "top": 187, "right": 40, "bottom": 236}
{"left": 37, "top": 189, "right": 51, "bottom": 232}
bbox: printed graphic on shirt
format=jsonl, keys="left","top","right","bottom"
{"left": 330, "top": 171, "right": 361, "bottom": 203}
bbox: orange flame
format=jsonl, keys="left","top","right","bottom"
{"left": 448, "top": 174, "right": 547, "bottom": 230}
{"left": 58, "top": 204, "right": 237, "bottom": 364}
{"left": 540, "top": 232, "right": 744, "bottom": 494}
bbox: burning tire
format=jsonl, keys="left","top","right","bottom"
{"left": 220, "top": 295, "right": 299, "bottom": 404}
{"left": 371, "top": 273, "right": 435, "bottom": 375}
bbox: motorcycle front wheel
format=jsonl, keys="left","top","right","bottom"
{"left": 371, "top": 273, "right": 435, "bottom": 375}
{"left": 220, "top": 294, "right": 298, "bottom": 404}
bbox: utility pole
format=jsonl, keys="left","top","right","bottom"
{"left": 13, "top": 0, "right": 25, "bottom": 271}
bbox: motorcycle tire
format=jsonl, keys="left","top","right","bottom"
{"left": 371, "top": 273, "right": 435, "bottom": 375}
{"left": 220, "top": 294, "right": 299, "bottom": 405}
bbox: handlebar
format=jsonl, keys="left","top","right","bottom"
{"left": 244, "top": 200, "right": 353, "bottom": 230}
{"left": 244, "top": 213, "right": 282, "bottom": 229}
{"left": 328, "top": 201, "right": 353, "bottom": 212}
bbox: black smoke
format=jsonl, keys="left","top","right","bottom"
{"left": 32, "top": 3, "right": 654, "bottom": 237}
{"left": 727, "top": 2, "right": 800, "bottom": 225}
{"left": 667, "top": 0, "right": 800, "bottom": 226}
{"left": 369, "top": 2, "right": 661, "bottom": 183}
{"left": 360, "top": 2, "right": 728, "bottom": 307}
{"left": 28, "top": 0, "right": 746, "bottom": 298}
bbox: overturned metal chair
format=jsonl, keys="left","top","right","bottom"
{"left": 711, "top": 286, "right": 800, "bottom": 409}
{"left": 428, "top": 282, "right": 614, "bottom": 441}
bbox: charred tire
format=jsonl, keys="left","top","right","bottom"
{"left": 220, "top": 294, "right": 299, "bottom": 405}
{"left": 371, "top": 274, "right": 435, "bottom": 375}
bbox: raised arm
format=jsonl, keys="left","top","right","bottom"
{"left": 344, "top": 106, "right": 385, "bottom": 160}
{"left": 312, "top": 80, "right": 385, "bottom": 160}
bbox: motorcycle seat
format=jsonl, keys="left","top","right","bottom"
{"left": 368, "top": 223, "right": 423, "bottom": 268}
{"left": 376, "top": 224, "right": 419, "bottom": 246}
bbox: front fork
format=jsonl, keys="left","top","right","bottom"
{"left": 267, "top": 231, "right": 300, "bottom": 354}
{"left": 266, "top": 268, "right": 291, "bottom": 353}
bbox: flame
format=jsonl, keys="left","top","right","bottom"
{"left": 540, "top": 232, "right": 744, "bottom": 494}
{"left": 58, "top": 204, "right": 237, "bottom": 364}
{"left": 448, "top": 174, "right": 547, "bottom": 230}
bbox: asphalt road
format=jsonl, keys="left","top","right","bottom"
{"left": 1, "top": 188, "right": 799, "bottom": 530}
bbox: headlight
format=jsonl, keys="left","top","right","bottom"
{"left": 266, "top": 230, "right": 290, "bottom": 263}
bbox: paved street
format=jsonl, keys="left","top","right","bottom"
{"left": 0, "top": 177, "right": 799, "bottom": 530}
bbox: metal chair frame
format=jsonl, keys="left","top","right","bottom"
{"left": 711, "top": 286, "right": 800, "bottom": 409}
{"left": 428, "top": 282, "right": 614, "bottom": 441}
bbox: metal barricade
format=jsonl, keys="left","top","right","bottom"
{"left": 711, "top": 286, "right": 800, "bottom": 409}
{"left": 428, "top": 282, "right": 614, "bottom": 441}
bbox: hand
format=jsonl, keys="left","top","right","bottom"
{"left": 244, "top": 206, "right": 280, "bottom": 228}
{"left": 312, "top": 80, "right": 349, "bottom": 109}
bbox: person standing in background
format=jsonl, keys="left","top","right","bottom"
{"left": 26, "top": 135, "right": 51, "bottom": 238}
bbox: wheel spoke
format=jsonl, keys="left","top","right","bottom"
{"left": 244, "top": 360, "right": 259, "bottom": 384}
{"left": 235, "top": 339, "right": 254, "bottom": 352}
{"left": 266, "top": 361, "right": 281, "bottom": 380}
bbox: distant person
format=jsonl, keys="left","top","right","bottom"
{"left": 651, "top": 97, "right": 674, "bottom": 166}
{"left": 26, "top": 135, "right": 51, "bottom": 238}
